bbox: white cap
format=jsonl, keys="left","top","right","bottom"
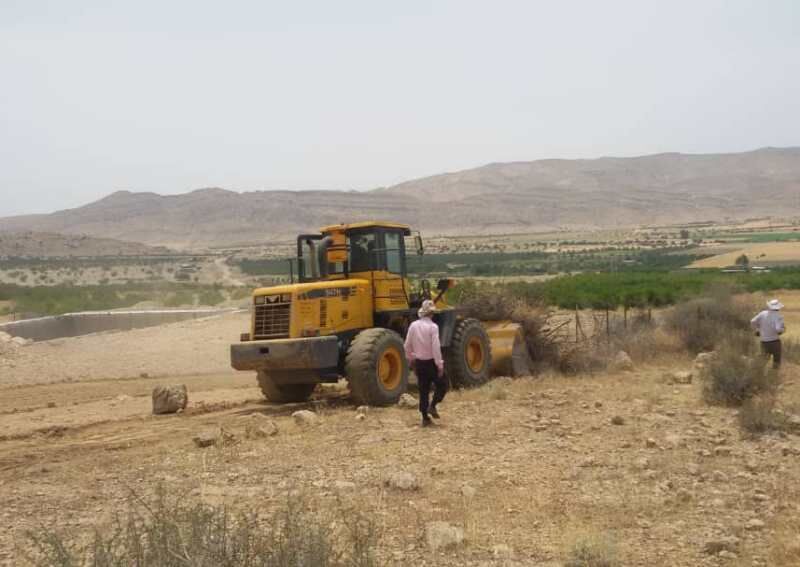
{"left": 418, "top": 299, "right": 436, "bottom": 318}
{"left": 767, "top": 299, "right": 784, "bottom": 311}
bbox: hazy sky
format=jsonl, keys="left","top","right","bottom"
{"left": 1, "top": 0, "right": 799, "bottom": 216}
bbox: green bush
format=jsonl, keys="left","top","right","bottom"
{"left": 197, "top": 288, "right": 225, "bottom": 306}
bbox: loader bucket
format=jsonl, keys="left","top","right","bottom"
{"left": 484, "top": 321, "right": 532, "bottom": 377}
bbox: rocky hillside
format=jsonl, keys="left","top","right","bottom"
{"left": 1, "top": 147, "right": 798, "bottom": 248}
{"left": 0, "top": 231, "right": 173, "bottom": 257}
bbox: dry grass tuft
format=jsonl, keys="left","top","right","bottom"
{"left": 665, "top": 289, "right": 754, "bottom": 354}
{"left": 783, "top": 337, "right": 800, "bottom": 365}
{"left": 459, "top": 289, "right": 560, "bottom": 371}
{"left": 739, "top": 395, "right": 789, "bottom": 435}
{"left": 24, "top": 485, "right": 381, "bottom": 567}
{"left": 564, "top": 531, "right": 619, "bottom": 567}
{"left": 703, "top": 345, "right": 778, "bottom": 406}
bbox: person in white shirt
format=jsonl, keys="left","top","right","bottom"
{"left": 404, "top": 299, "right": 446, "bottom": 427}
{"left": 751, "top": 299, "right": 786, "bottom": 369}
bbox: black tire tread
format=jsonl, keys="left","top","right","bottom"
{"left": 256, "top": 371, "right": 316, "bottom": 403}
{"left": 345, "top": 328, "right": 408, "bottom": 406}
{"left": 446, "top": 318, "right": 492, "bottom": 388}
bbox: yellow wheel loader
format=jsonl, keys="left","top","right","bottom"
{"left": 230, "top": 221, "right": 525, "bottom": 405}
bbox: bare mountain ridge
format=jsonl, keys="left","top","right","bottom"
{"left": 1, "top": 147, "right": 799, "bottom": 248}
{"left": 0, "top": 231, "right": 173, "bottom": 257}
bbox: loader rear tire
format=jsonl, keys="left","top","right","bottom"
{"left": 256, "top": 371, "right": 316, "bottom": 403}
{"left": 345, "top": 328, "right": 409, "bottom": 406}
{"left": 446, "top": 318, "right": 491, "bottom": 388}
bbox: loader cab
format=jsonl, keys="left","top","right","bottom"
{"left": 297, "top": 223, "right": 411, "bottom": 280}
{"left": 296, "top": 222, "right": 413, "bottom": 312}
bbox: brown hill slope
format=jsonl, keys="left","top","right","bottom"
{"left": 1, "top": 147, "right": 798, "bottom": 248}
{"left": 0, "top": 231, "right": 173, "bottom": 257}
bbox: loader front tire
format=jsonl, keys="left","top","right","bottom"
{"left": 256, "top": 371, "right": 316, "bottom": 403}
{"left": 345, "top": 328, "right": 409, "bottom": 406}
{"left": 446, "top": 318, "right": 491, "bottom": 388}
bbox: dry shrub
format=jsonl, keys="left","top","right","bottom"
{"left": 610, "top": 325, "right": 682, "bottom": 363}
{"left": 484, "top": 377, "right": 512, "bottom": 400}
{"left": 459, "top": 289, "right": 560, "bottom": 371}
{"left": 565, "top": 532, "right": 618, "bottom": 567}
{"left": 558, "top": 343, "right": 610, "bottom": 375}
{"left": 739, "top": 395, "right": 788, "bottom": 435}
{"left": 24, "top": 486, "right": 380, "bottom": 567}
{"left": 666, "top": 290, "right": 754, "bottom": 354}
{"left": 769, "top": 518, "right": 800, "bottom": 565}
{"left": 704, "top": 345, "right": 778, "bottom": 406}
{"left": 783, "top": 338, "right": 800, "bottom": 365}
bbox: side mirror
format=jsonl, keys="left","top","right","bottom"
{"left": 414, "top": 234, "right": 424, "bottom": 256}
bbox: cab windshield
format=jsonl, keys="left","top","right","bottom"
{"left": 296, "top": 228, "right": 406, "bottom": 282}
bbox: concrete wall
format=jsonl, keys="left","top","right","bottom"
{"left": 0, "top": 309, "right": 239, "bottom": 342}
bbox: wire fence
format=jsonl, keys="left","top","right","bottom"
{"left": 548, "top": 307, "right": 654, "bottom": 345}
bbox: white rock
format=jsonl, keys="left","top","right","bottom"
{"left": 356, "top": 405, "right": 369, "bottom": 415}
{"left": 152, "top": 384, "right": 188, "bottom": 415}
{"left": 397, "top": 393, "right": 418, "bottom": 408}
{"left": 385, "top": 471, "right": 420, "bottom": 491}
{"left": 10, "top": 336, "right": 31, "bottom": 347}
{"left": 695, "top": 351, "right": 717, "bottom": 365}
{"left": 492, "top": 544, "right": 513, "bottom": 559}
{"left": 193, "top": 431, "right": 217, "bottom": 448}
{"left": 245, "top": 417, "right": 279, "bottom": 439}
{"left": 0, "top": 331, "right": 12, "bottom": 343}
{"left": 292, "top": 410, "right": 319, "bottom": 426}
{"left": 461, "top": 484, "right": 477, "bottom": 499}
{"left": 333, "top": 480, "right": 356, "bottom": 491}
{"left": 425, "top": 521, "right": 464, "bottom": 551}
{"left": 666, "top": 371, "right": 693, "bottom": 385}
{"left": 611, "top": 351, "right": 635, "bottom": 371}
{"left": 745, "top": 518, "right": 765, "bottom": 531}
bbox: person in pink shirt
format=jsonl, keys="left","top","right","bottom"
{"left": 404, "top": 299, "right": 446, "bottom": 427}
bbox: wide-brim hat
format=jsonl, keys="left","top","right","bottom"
{"left": 767, "top": 299, "right": 784, "bottom": 311}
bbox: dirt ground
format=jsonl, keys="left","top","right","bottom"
{"left": 0, "top": 311, "right": 249, "bottom": 386}
{"left": 2, "top": 348, "right": 800, "bottom": 565}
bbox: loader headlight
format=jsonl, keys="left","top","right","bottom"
{"left": 254, "top": 295, "right": 266, "bottom": 305}
{"left": 281, "top": 293, "right": 292, "bottom": 302}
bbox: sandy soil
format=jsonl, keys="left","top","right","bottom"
{"left": 3, "top": 302, "right": 800, "bottom": 565}
{"left": 0, "top": 311, "right": 250, "bottom": 386}
{"left": 2, "top": 355, "right": 800, "bottom": 565}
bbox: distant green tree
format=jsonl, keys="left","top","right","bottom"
{"left": 735, "top": 254, "right": 750, "bottom": 269}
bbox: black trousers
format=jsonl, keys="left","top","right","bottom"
{"left": 761, "top": 340, "right": 782, "bottom": 369}
{"left": 415, "top": 359, "right": 447, "bottom": 416}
